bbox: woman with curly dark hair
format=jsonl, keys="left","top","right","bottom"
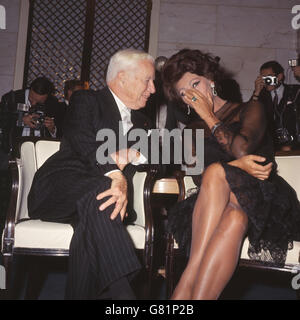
{"left": 162, "top": 49, "right": 300, "bottom": 300}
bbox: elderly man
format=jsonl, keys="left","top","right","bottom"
{"left": 28, "top": 49, "right": 155, "bottom": 299}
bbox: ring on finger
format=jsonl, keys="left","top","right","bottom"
{"left": 191, "top": 96, "right": 197, "bottom": 102}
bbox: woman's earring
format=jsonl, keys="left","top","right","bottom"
{"left": 211, "top": 83, "right": 217, "bottom": 96}
{"left": 187, "top": 105, "right": 191, "bottom": 115}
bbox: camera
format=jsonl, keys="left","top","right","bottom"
{"left": 275, "top": 127, "right": 293, "bottom": 145}
{"left": 262, "top": 75, "right": 278, "bottom": 86}
{"left": 28, "top": 103, "right": 46, "bottom": 130}
{"left": 288, "top": 59, "right": 298, "bottom": 67}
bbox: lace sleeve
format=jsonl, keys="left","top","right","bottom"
{"left": 213, "top": 101, "right": 267, "bottom": 158}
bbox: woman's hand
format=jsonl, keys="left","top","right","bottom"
{"left": 96, "top": 171, "right": 128, "bottom": 220}
{"left": 182, "top": 88, "right": 217, "bottom": 124}
{"left": 229, "top": 154, "right": 273, "bottom": 180}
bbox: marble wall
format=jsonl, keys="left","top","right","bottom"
{"left": 0, "top": 1, "right": 299, "bottom": 101}
{"left": 157, "top": 0, "right": 300, "bottom": 100}
{"left": 0, "top": 0, "right": 20, "bottom": 98}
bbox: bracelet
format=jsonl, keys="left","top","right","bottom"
{"left": 211, "top": 122, "right": 223, "bottom": 136}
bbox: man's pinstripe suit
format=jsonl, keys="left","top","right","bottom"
{"left": 28, "top": 87, "right": 153, "bottom": 299}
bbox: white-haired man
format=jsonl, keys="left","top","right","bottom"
{"left": 28, "top": 49, "right": 155, "bottom": 299}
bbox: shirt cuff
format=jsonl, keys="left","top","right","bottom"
{"left": 104, "top": 169, "right": 122, "bottom": 177}
{"left": 131, "top": 148, "right": 147, "bottom": 166}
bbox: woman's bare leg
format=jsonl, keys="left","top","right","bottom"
{"left": 172, "top": 163, "right": 231, "bottom": 299}
{"left": 191, "top": 201, "right": 248, "bottom": 299}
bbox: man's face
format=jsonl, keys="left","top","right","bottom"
{"left": 122, "top": 60, "right": 155, "bottom": 109}
{"left": 28, "top": 89, "right": 48, "bottom": 106}
{"left": 260, "top": 67, "right": 283, "bottom": 92}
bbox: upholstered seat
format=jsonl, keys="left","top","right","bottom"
{"left": 14, "top": 220, "right": 74, "bottom": 250}
{"left": 1, "top": 139, "right": 159, "bottom": 298}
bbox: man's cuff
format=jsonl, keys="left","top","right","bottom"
{"left": 104, "top": 169, "right": 121, "bottom": 177}
{"left": 131, "top": 148, "right": 147, "bottom": 166}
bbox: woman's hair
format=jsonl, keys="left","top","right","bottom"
{"left": 106, "top": 48, "right": 154, "bottom": 83}
{"left": 162, "top": 49, "right": 224, "bottom": 102}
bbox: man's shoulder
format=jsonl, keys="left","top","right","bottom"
{"left": 284, "top": 84, "right": 300, "bottom": 92}
{"left": 70, "top": 87, "right": 112, "bottom": 108}
{"left": 1, "top": 89, "right": 25, "bottom": 103}
{"left": 284, "top": 84, "right": 300, "bottom": 100}
{"left": 71, "top": 87, "right": 109, "bottom": 101}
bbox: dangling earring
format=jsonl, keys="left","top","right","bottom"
{"left": 187, "top": 105, "right": 191, "bottom": 115}
{"left": 211, "top": 83, "right": 217, "bottom": 96}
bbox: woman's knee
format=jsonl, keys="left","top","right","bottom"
{"left": 202, "top": 162, "right": 225, "bottom": 183}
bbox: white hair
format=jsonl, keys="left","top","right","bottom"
{"left": 106, "top": 48, "right": 154, "bottom": 83}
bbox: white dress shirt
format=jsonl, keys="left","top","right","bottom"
{"left": 271, "top": 84, "right": 284, "bottom": 103}
{"left": 104, "top": 89, "right": 147, "bottom": 176}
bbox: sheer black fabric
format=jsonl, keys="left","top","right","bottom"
{"left": 168, "top": 101, "right": 300, "bottom": 265}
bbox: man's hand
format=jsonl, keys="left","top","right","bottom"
{"left": 96, "top": 171, "right": 128, "bottom": 220}
{"left": 23, "top": 113, "right": 38, "bottom": 128}
{"left": 44, "top": 117, "right": 56, "bottom": 134}
{"left": 254, "top": 76, "right": 265, "bottom": 97}
{"left": 229, "top": 154, "right": 273, "bottom": 180}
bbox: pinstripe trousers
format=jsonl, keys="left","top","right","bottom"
{"left": 28, "top": 172, "right": 141, "bottom": 300}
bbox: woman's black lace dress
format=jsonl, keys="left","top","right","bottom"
{"left": 168, "top": 100, "right": 300, "bottom": 265}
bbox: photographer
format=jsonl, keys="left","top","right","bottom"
{"left": 251, "top": 60, "right": 300, "bottom": 151}
{"left": 0, "top": 76, "right": 62, "bottom": 155}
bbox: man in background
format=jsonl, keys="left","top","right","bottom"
{"left": 251, "top": 60, "right": 300, "bottom": 151}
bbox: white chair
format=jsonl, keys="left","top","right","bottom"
{"left": 165, "top": 156, "right": 300, "bottom": 298}
{"left": 1, "top": 139, "right": 159, "bottom": 298}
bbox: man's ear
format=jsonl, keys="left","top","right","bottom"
{"left": 277, "top": 72, "right": 284, "bottom": 82}
{"left": 118, "top": 71, "right": 127, "bottom": 86}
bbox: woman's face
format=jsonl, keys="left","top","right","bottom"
{"left": 175, "top": 72, "right": 213, "bottom": 101}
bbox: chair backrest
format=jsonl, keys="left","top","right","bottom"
{"left": 17, "top": 140, "right": 60, "bottom": 221}
{"left": 35, "top": 140, "right": 60, "bottom": 169}
{"left": 183, "top": 155, "right": 300, "bottom": 200}
{"left": 16, "top": 140, "right": 147, "bottom": 227}
{"left": 275, "top": 155, "right": 300, "bottom": 198}
{"left": 132, "top": 171, "right": 147, "bottom": 227}
{"left": 17, "top": 142, "right": 37, "bottom": 221}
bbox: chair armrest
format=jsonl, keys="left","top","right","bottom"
{"left": 2, "top": 159, "right": 19, "bottom": 255}
{"left": 142, "top": 165, "right": 160, "bottom": 268}
{"left": 173, "top": 170, "right": 186, "bottom": 201}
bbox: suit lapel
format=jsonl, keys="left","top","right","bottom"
{"left": 131, "top": 109, "right": 152, "bottom": 131}
{"left": 97, "top": 87, "right": 122, "bottom": 134}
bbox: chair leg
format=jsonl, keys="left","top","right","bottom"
{"left": 165, "top": 233, "right": 175, "bottom": 299}
{"left": 143, "top": 245, "right": 153, "bottom": 299}
{"left": 24, "top": 256, "right": 47, "bottom": 300}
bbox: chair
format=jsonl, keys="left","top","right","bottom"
{"left": 1, "top": 139, "right": 159, "bottom": 299}
{"left": 165, "top": 156, "right": 300, "bottom": 299}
